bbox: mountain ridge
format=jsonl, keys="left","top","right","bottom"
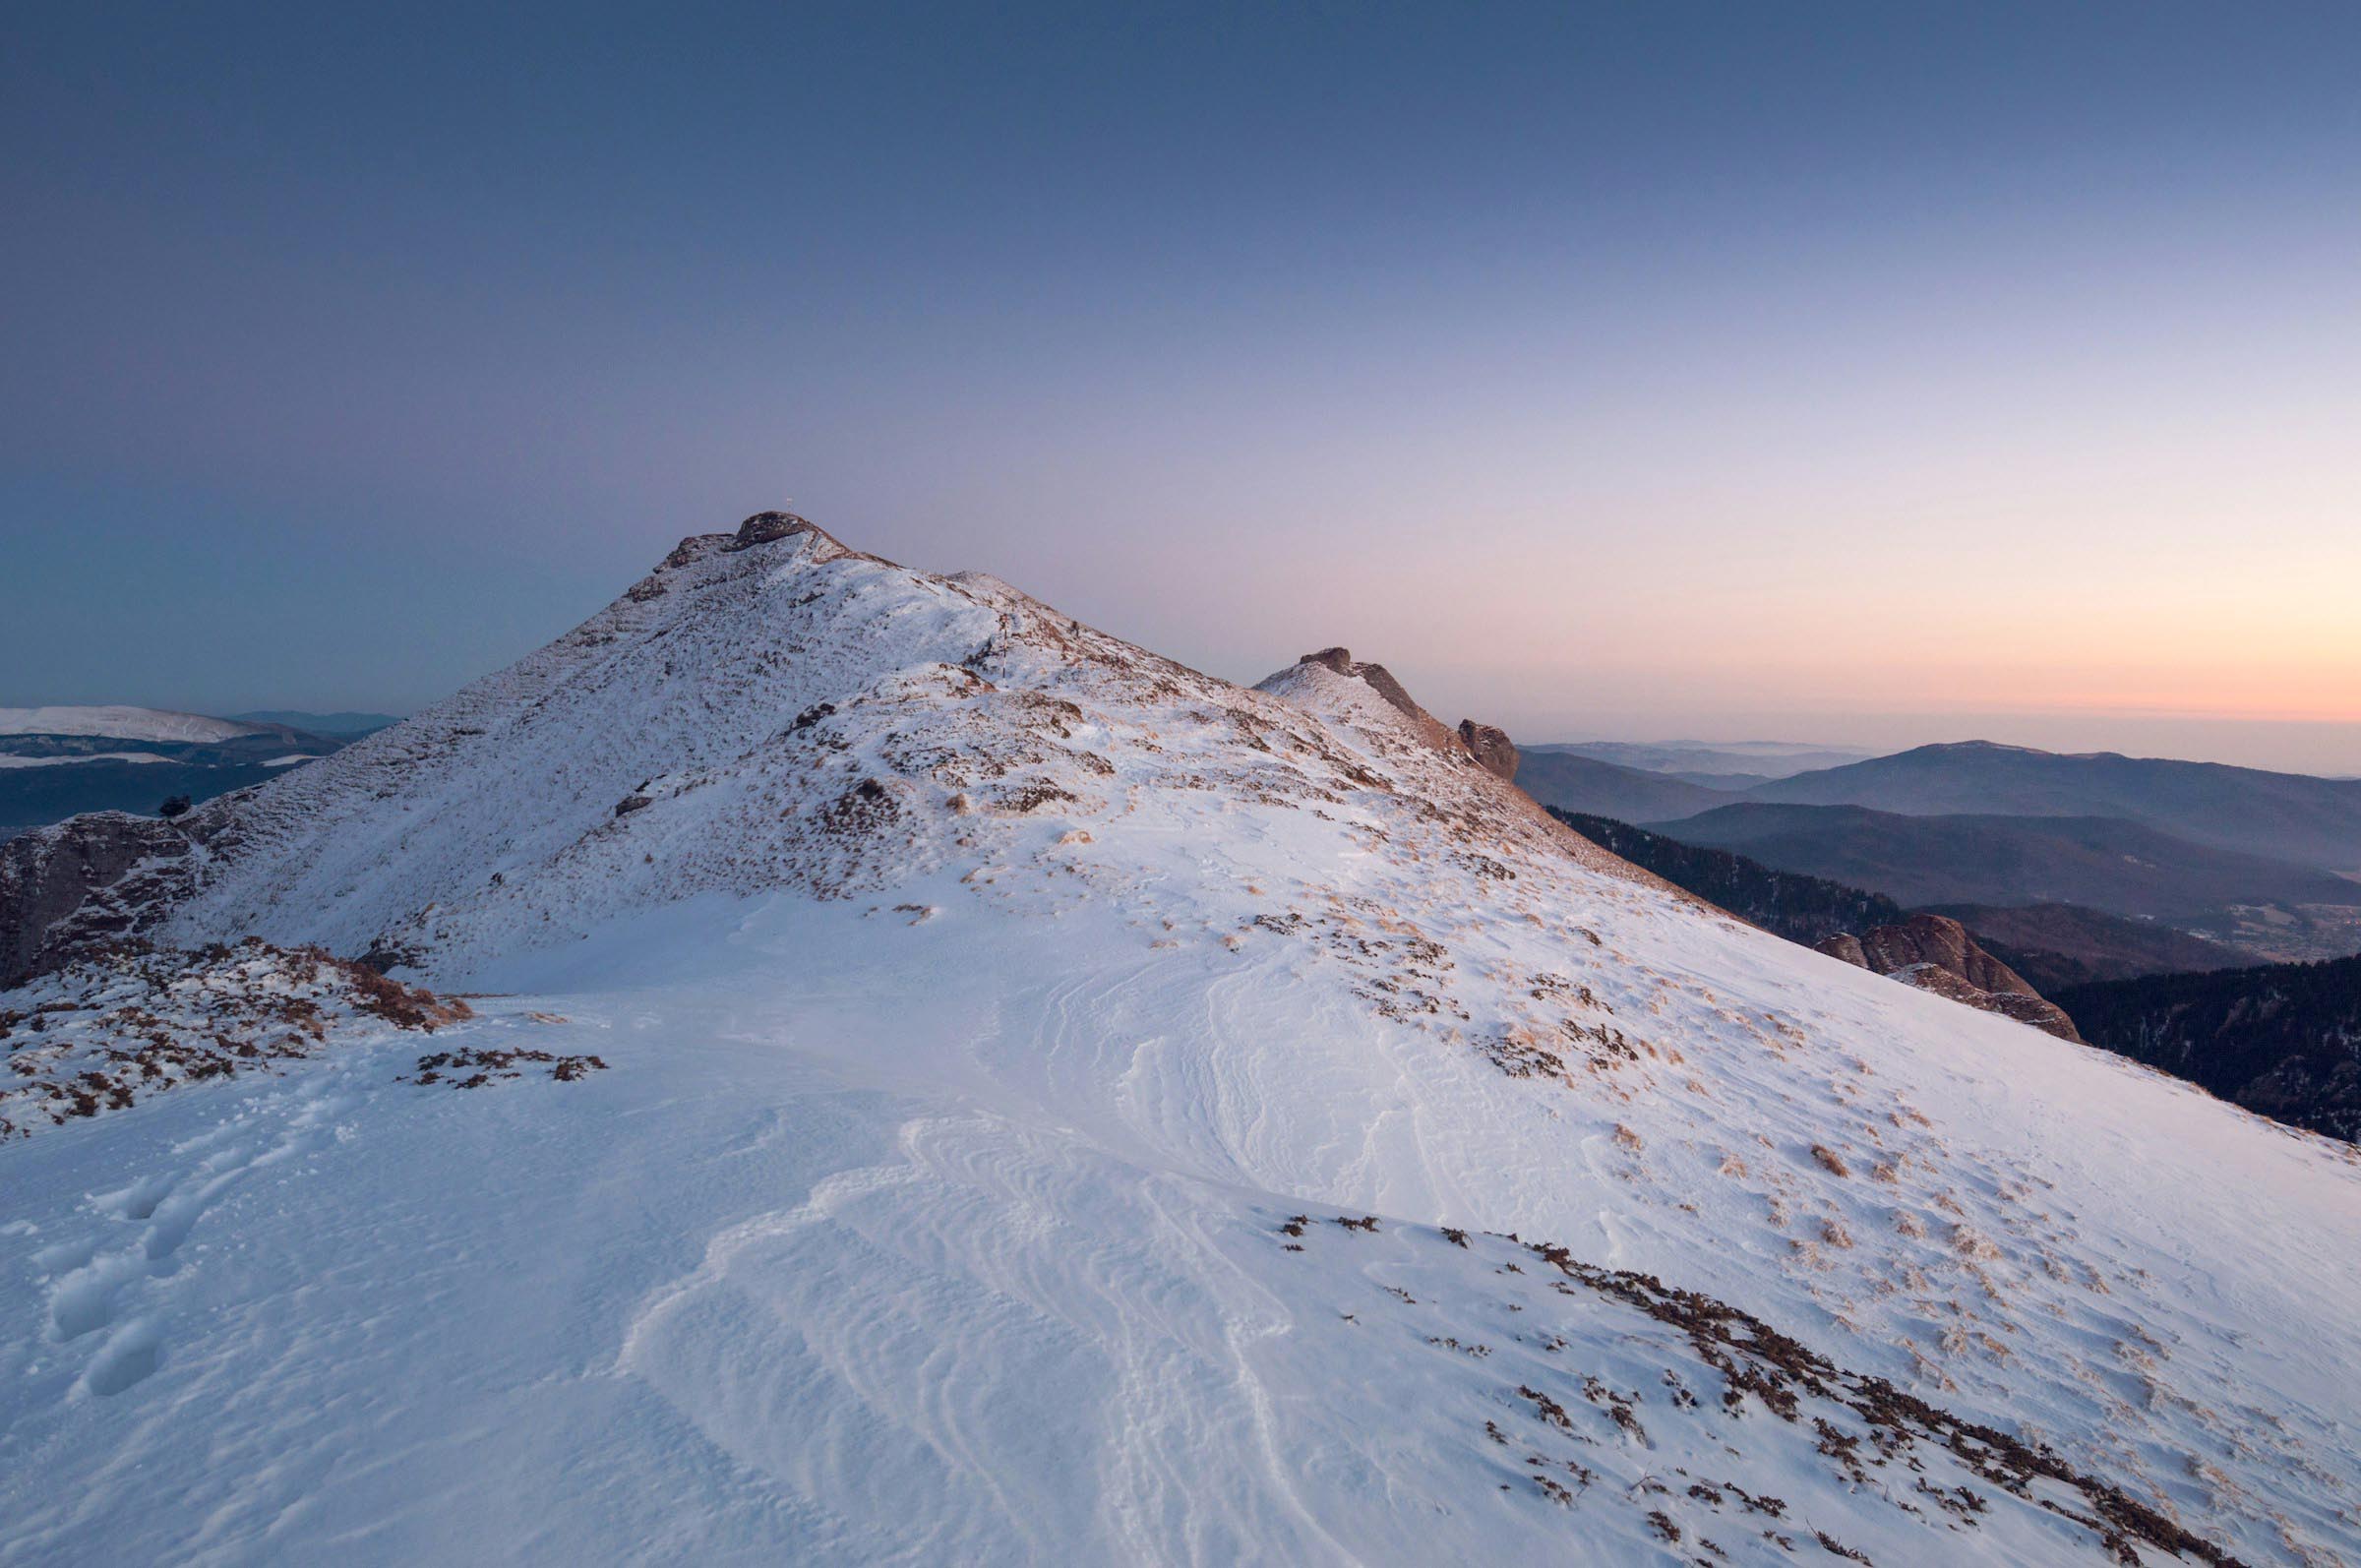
{"left": 1, "top": 513, "right": 1626, "bottom": 985}
{"left": 4, "top": 513, "right": 2357, "bottom": 1564}
{"left": 1512, "top": 750, "right": 1740, "bottom": 823}
{"left": 1742, "top": 740, "right": 2361, "bottom": 874}
{"left": 1653, "top": 802, "right": 2357, "bottom": 938}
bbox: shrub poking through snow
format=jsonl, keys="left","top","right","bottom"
{"left": 408, "top": 1046, "right": 607, "bottom": 1089}
{"left": 0, "top": 939, "right": 472, "bottom": 1137}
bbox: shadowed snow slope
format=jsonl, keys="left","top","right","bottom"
{"left": 2, "top": 513, "right": 2357, "bottom": 1566}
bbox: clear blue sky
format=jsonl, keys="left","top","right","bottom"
{"left": 6, "top": 3, "right": 2358, "bottom": 769}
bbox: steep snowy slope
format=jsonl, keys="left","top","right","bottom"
{"left": 3, "top": 515, "right": 2357, "bottom": 1566}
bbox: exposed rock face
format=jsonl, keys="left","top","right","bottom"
{"left": 0, "top": 813, "right": 200, "bottom": 986}
{"left": 665, "top": 512, "right": 864, "bottom": 571}
{"left": 1851, "top": 914, "right": 2039, "bottom": 995}
{"left": 1815, "top": 932, "right": 1869, "bottom": 968}
{"left": 1457, "top": 720, "right": 1518, "bottom": 782}
{"left": 1294, "top": 648, "right": 1440, "bottom": 739}
{"left": 727, "top": 511, "right": 819, "bottom": 549}
{"left": 1817, "top": 913, "right": 2083, "bottom": 1042}
{"left": 1294, "top": 649, "right": 1517, "bottom": 781}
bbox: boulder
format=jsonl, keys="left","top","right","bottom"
{"left": 1458, "top": 720, "right": 1519, "bottom": 782}
{"left": 1818, "top": 914, "right": 2082, "bottom": 1042}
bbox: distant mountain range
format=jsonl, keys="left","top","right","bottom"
{"left": 1549, "top": 807, "right": 2359, "bottom": 1142}
{"left": 1915, "top": 902, "right": 2259, "bottom": 994}
{"left": 1517, "top": 733, "right": 2361, "bottom": 966}
{"left": 1745, "top": 741, "right": 2361, "bottom": 874}
{"left": 229, "top": 709, "right": 401, "bottom": 738}
{"left": 1544, "top": 739, "right": 2361, "bottom": 1148}
{"left": 0, "top": 705, "right": 288, "bottom": 745}
{"left": 1653, "top": 803, "right": 2355, "bottom": 927}
{"left": 1526, "top": 736, "right": 2361, "bottom": 874}
{"left": 1554, "top": 809, "right": 2259, "bottom": 992}
{"left": 1511, "top": 751, "right": 1739, "bottom": 823}
{"left": 1526, "top": 740, "right": 1872, "bottom": 788}
{"left": 0, "top": 706, "right": 365, "bottom": 841}
{"left": 1547, "top": 811, "right": 1904, "bottom": 946}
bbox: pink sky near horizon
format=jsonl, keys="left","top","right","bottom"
{"left": 7, "top": 4, "right": 2358, "bottom": 778}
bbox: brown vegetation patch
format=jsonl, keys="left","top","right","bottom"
{"left": 408, "top": 1045, "right": 608, "bottom": 1089}
{"left": 1, "top": 940, "right": 476, "bottom": 1137}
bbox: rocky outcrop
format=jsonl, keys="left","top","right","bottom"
{"left": 1295, "top": 650, "right": 1519, "bottom": 781}
{"left": 1817, "top": 914, "right": 2082, "bottom": 1042}
{"left": 1816, "top": 932, "right": 1869, "bottom": 967}
{"left": 727, "top": 511, "right": 820, "bottom": 549}
{"left": 1457, "top": 720, "right": 1518, "bottom": 782}
{"left": 1851, "top": 914, "right": 2042, "bottom": 997}
{"left": 1296, "top": 649, "right": 1441, "bottom": 737}
{"left": 0, "top": 813, "right": 200, "bottom": 986}
{"left": 662, "top": 512, "right": 869, "bottom": 574}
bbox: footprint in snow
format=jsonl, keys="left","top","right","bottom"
{"left": 84, "top": 1320, "right": 162, "bottom": 1397}
{"left": 32, "top": 1080, "right": 357, "bottom": 1399}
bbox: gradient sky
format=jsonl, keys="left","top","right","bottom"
{"left": 6, "top": 2, "right": 2358, "bottom": 772}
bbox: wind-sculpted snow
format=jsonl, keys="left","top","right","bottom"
{"left": 2, "top": 514, "right": 2358, "bottom": 1563}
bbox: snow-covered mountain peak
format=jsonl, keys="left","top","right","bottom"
{"left": 2, "top": 514, "right": 1621, "bottom": 986}
{"left": 5, "top": 513, "right": 2359, "bottom": 1564}
{"left": 1270, "top": 644, "right": 1472, "bottom": 754}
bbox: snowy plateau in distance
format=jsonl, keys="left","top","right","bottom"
{"left": 1, "top": 514, "right": 2355, "bottom": 1566}
{"left": 0, "top": 706, "right": 273, "bottom": 746}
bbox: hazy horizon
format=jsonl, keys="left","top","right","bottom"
{"left": 20, "top": 640, "right": 2361, "bottom": 779}
{"left": 7, "top": 3, "right": 2356, "bottom": 770}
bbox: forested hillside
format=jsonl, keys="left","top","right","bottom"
{"left": 2058, "top": 954, "right": 2361, "bottom": 1143}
